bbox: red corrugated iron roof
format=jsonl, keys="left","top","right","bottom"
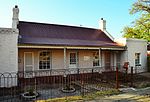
{"left": 18, "top": 21, "right": 122, "bottom": 47}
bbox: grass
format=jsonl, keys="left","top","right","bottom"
{"left": 83, "top": 89, "right": 121, "bottom": 100}
{"left": 107, "top": 93, "right": 150, "bottom": 102}
{"left": 35, "top": 96, "right": 82, "bottom": 102}
{"left": 131, "top": 95, "right": 150, "bottom": 102}
{"left": 35, "top": 89, "right": 121, "bottom": 102}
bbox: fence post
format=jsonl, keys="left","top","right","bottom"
{"left": 125, "top": 68, "right": 128, "bottom": 82}
{"left": 130, "top": 66, "right": 133, "bottom": 87}
{"left": 77, "top": 68, "right": 79, "bottom": 74}
{"left": 91, "top": 68, "right": 93, "bottom": 81}
{"left": 81, "top": 72, "right": 84, "bottom": 97}
{"left": 116, "top": 67, "right": 119, "bottom": 89}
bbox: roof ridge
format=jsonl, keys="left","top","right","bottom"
{"left": 28, "top": 37, "right": 113, "bottom": 42}
{"left": 19, "top": 21, "right": 101, "bottom": 31}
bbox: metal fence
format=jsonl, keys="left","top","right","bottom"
{"left": 0, "top": 66, "right": 136, "bottom": 102}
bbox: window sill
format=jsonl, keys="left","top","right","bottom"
{"left": 135, "top": 64, "right": 141, "bottom": 66}
{"left": 93, "top": 66, "right": 101, "bottom": 68}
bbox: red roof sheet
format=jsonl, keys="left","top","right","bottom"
{"left": 18, "top": 21, "right": 121, "bottom": 47}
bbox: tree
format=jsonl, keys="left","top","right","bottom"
{"left": 122, "top": 0, "right": 150, "bottom": 41}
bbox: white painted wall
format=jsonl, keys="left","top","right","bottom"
{"left": 115, "top": 38, "right": 147, "bottom": 73}
{"left": 0, "top": 28, "right": 18, "bottom": 87}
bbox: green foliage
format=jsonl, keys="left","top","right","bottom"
{"left": 28, "top": 88, "right": 34, "bottom": 94}
{"left": 122, "top": 0, "right": 150, "bottom": 41}
{"left": 130, "top": 0, "right": 150, "bottom": 14}
{"left": 26, "top": 86, "right": 35, "bottom": 96}
{"left": 64, "top": 84, "right": 73, "bottom": 90}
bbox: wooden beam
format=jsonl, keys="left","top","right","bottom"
{"left": 99, "top": 48, "right": 102, "bottom": 67}
{"left": 64, "top": 48, "right": 67, "bottom": 69}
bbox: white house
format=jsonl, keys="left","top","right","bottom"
{"left": 0, "top": 6, "right": 148, "bottom": 87}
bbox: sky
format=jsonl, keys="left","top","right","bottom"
{"left": 0, "top": 0, "right": 138, "bottom": 38}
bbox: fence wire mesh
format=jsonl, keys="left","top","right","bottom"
{"left": 0, "top": 66, "right": 137, "bottom": 102}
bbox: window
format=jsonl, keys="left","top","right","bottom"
{"left": 39, "top": 51, "right": 51, "bottom": 69}
{"left": 93, "top": 52, "right": 99, "bottom": 67}
{"left": 135, "top": 53, "right": 140, "bottom": 66}
{"left": 70, "top": 52, "right": 77, "bottom": 64}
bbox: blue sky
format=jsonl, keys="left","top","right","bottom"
{"left": 0, "top": 0, "right": 138, "bottom": 38}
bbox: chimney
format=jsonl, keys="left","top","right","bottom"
{"left": 99, "top": 18, "right": 114, "bottom": 40}
{"left": 100, "top": 18, "right": 106, "bottom": 31}
{"left": 12, "top": 5, "right": 19, "bottom": 28}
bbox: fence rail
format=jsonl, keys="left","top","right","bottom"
{"left": 0, "top": 66, "right": 141, "bottom": 102}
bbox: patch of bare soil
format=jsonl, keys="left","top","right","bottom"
{"left": 119, "top": 72, "right": 150, "bottom": 88}
{"left": 132, "top": 73, "right": 150, "bottom": 88}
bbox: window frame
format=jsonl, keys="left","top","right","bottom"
{"left": 135, "top": 53, "right": 141, "bottom": 66}
{"left": 69, "top": 52, "right": 77, "bottom": 65}
{"left": 38, "top": 50, "right": 51, "bottom": 70}
{"left": 93, "top": 51, "right": 100, "bottom": 67}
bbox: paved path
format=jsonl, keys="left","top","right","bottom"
{"left": 86, "top": 87, "right": 150, "bottom": 102}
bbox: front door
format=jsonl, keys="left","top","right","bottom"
{"left": 69, "top": 52, "right": 78, "bottom": 68}
{"left": 24, "top": 52, "right": 34, "bottom": 72}
{"left": 104, "top": 51, "right": 111, "bottom": 70}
